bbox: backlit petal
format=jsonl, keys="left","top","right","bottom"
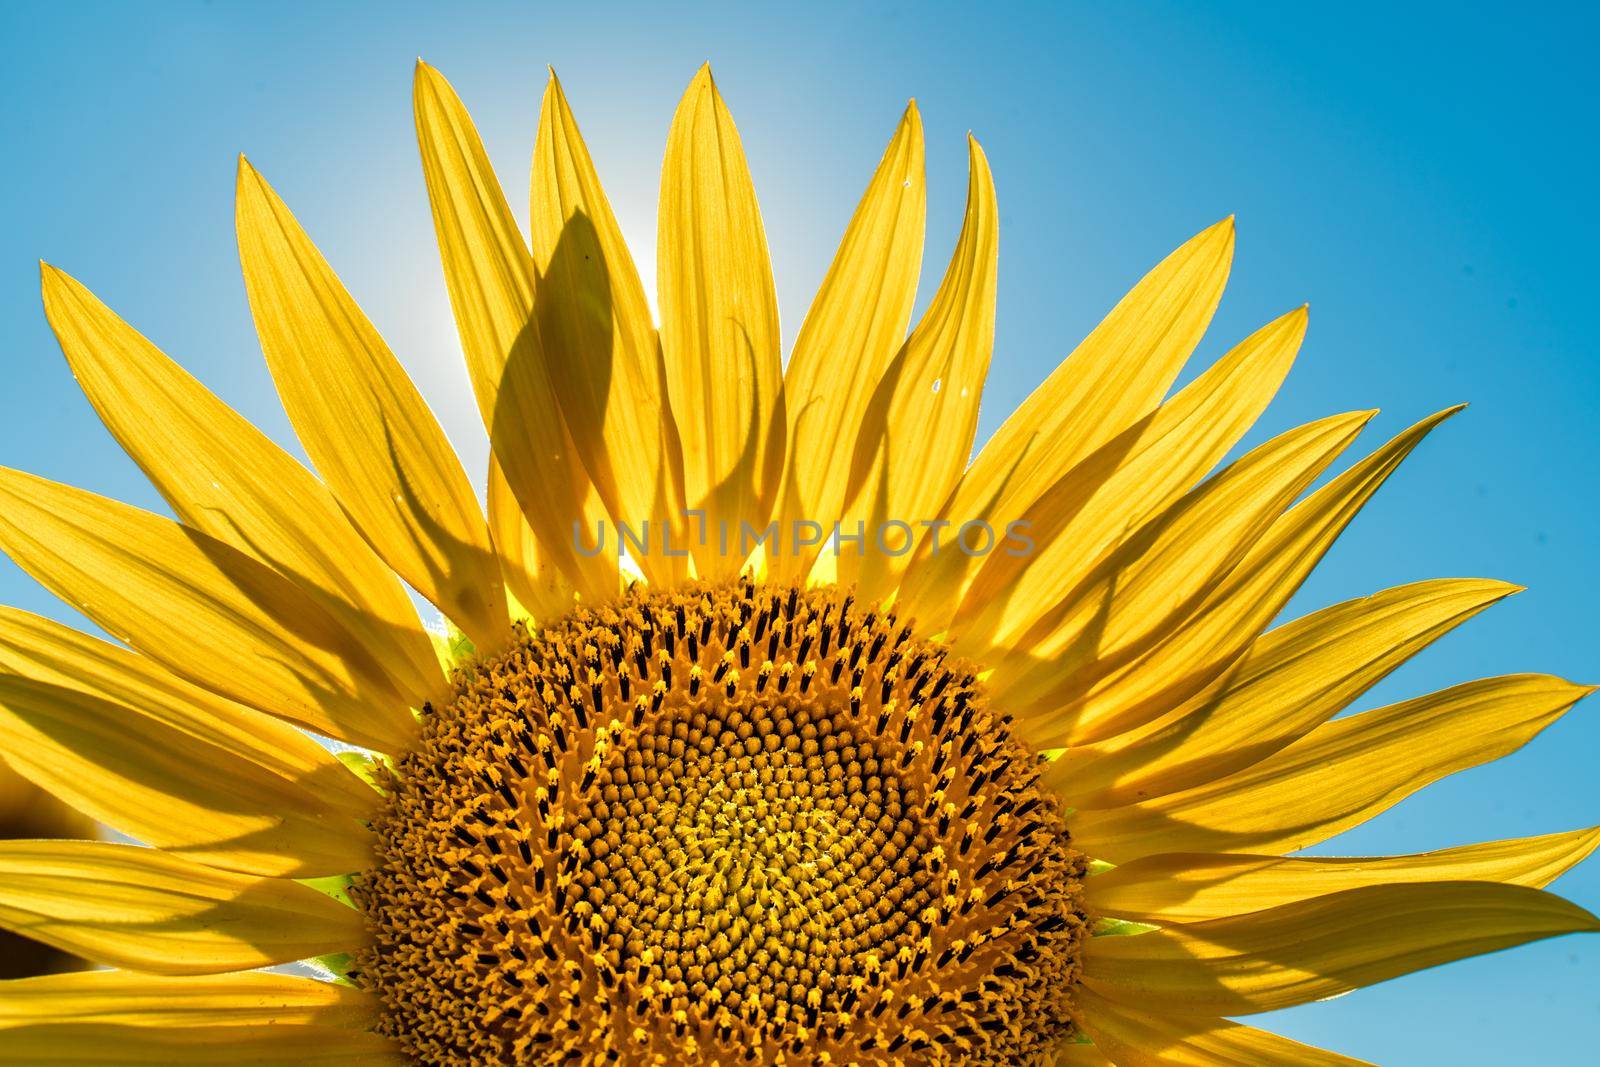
{"left": 0, "top": 969, "right": 377, "bottom": 1029}
{"left": 413, "top": 61, "right": 616, "bottom": 601}
{"left": 0, "top": 841, "right": 366, "bottom": 975}
{"left": 532, "top": 73, "right": 688, "bottom": 586}
{"left": 841, "top": 136, "right": 998, "bottom": 603}
{"left": 896, "top": 219, "right": 1234, "bottom": 628}
{"left": 955, "top": 307, "right": 1306, "bottom": 652}
{"left": 488, "top": 458, "right": 577, "bottom": 623}
{"left": 40, "top": 266, "right": 441, "bottom": 708}
{"left": 1070, "top": 675, "right": 1591, "bottom": 862}
{"left": 991, "top": 411, "right": 1372, "bottom": 738}
{"left": 234, "top": 159, "right": 508, "bottom": 651}
{"left": 658, "top": 65, "right": 785, "bottom": 579}
{"left": 1048, "top": 578, "right": 1516, "bottom": 807}
{"left": 775, "top": 102, "right": 925, "bottom": 584}
{"left": 0, "top": 607, "right": 372, "bottom": 877}
{"left": 1081, "top": 882, "right": 1600, "bottom": 1015}
{"left": 1050, "top": 407, "right": 1463, "bottom": 744}
{"left": 1074, "top": 986, "right": 1373, "bottom": 1065}
{"left": 0, "top": 468, "right": 416, "bottom": 753}
{"left": 1087, "top": 827, "right": 1600, "bottom": 923}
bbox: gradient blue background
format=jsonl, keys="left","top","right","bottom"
{"left": 1, "top": 1, "right": 1595, "bottom": 1061}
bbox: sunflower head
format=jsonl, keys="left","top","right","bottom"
{"left": 0, "top": 57, "right": 1593, "bottom": 1067}
{"left": 359, "top": 579, "right": 1087, "bottom": 1062}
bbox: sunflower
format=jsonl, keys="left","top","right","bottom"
{"left": 0, "top": 59, "right": 1592, "bottom": 1066}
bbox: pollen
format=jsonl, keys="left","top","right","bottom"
{"left": 355, "top": 579, "right": 1088, "bottom": 1065}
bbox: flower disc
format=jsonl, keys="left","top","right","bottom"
{"left": 357, "top": 579, "right": 1088, "bottom": 1065}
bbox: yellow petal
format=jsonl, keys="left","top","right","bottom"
{"left": 774, "top": 101, "right": 925, "bottom": 583}
{"left": 0, "top": 969, "right": 377, "bottom": 1029}
{"left": 0, "top": 841, "right": 366, "bottom": 975}
{"left": 895, "top": 218, "right": 1235, "bottom": 629}
{"left": 0, "top": 468, "right": 415, "bottom": 753}
{"left": 1087, "top": 827, "right": 1600, "bottom": 924}
{"left": 1074, "top": 986, "right": 1372, "bottom": 1065}
{"left": 0, "top": 1023, "right": 403, "bottom": 1065}
{"left": 40, "top": 266, "right": 442, "bottom": 709}
{"left": 658, "top": 65, "right": 785, "bottom": 580}
{"left": 955, "top": 307, "right": 1307, "bottom": 652}
{"left": 413, "top": 61, "right": 616, "bottom": 601}
{"left": 840, "top": 136, "right": 998, "bottom": 604}
{"left": 1052, "top": 1041, "right": 1116, "bottom": 1065}
{"left": 991, "top": 411, "right": 1372, "bottom": 736}
{"left": 1048, "top": 578, "right": 1517, "bottom": 807}
{"left": 0, "top": 607, "right": 372, "bottom": 878}
{"left": 531, "top": 73, "right": 688, "bottom": 587}
{"left": 1070, "top": 674, "right": 1591, "bottom": 862}
{"left": 1052, "top": 407, "right": 1463, "bottom": 744}
{"left": 1081, "top": 881, "right": 1600, "bottom": 1015}
{"left": 488, "top": 457, "right": 576, "bottom": 623}
{"left": 234, "top": 159, "right": 509, "bottom": 651}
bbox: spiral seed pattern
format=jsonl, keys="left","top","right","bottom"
{"left": 356, "top": 579, "right": 1088, "bottom": 1065}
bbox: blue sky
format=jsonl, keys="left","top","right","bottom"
{"left": 1, "top": 2, "right": 1595, "bottom": 1060}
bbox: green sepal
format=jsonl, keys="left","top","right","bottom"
{"left": 429, "top": 624, "right": 477, "bottom": 671}
{"left": 337, "top": 749, "right": 391, "bottom": 793}
{"left": 1092, "top": 917, "right": 1159, "bottom": 937}
{"left": 308, "top": 951, "right": 358, "bottom": 987}
{"left": 299, "top": 872, "right": 356, "bottom": 908}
